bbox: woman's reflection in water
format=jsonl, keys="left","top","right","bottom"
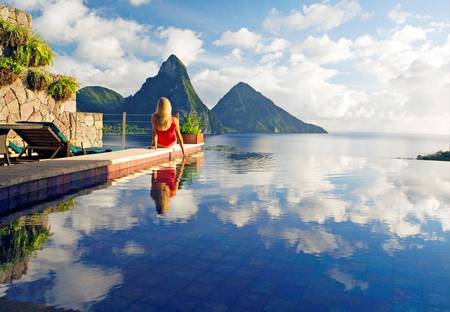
{"left": 150, "top": 154, "right": 204, "bottom": 215}
{"left": 150, "top": 159, "right": 185, "bottom": 215}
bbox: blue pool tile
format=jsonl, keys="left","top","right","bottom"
{"left": 392, "top": 302, "right": 425, "bottom": 312}
{"left": 248, "top": 279, "right": 278, "bottom": 295}
{"left": 208, "top": 287, "right": 241, "bottom": 304}
{"left": 140, "top": 288, "right": 177, "bottom": 306}
{"left": 110, "top": 284, "right": 150, "bottom": 301}
{"left": 90, "top": 295, "right": 134, "bottom": 312}
{"left": 393, "top": 286, "right": 423, "bottom": 303}
{"left": 183, "top": 283, "right": 216, "bottom": 299}
{"left": 231, "top": 292, "right": 268, "bottom": 311}
{"left": 262, "top": 297, "right": 299, "bottom": 312}
{"left": 122, "top": 301, "right": 161, "bottom": 312}
{"left": 193, "top": 300, "right": 229, "bottom": 312}
{"left": 167, "top": 295, "right": 201, "bottom": 312}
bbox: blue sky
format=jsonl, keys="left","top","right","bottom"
{"left": 7, "top": 0, "right": 450, "bottom": 134}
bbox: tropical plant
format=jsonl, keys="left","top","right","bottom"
{"left": 26, "top": 68, "right": 53, "bottom": 90}
{"left": 47, "top": 75, "right": 79, "bottom": 101}
{"left": 0, "top": 18, "right": 30, "bottom": 47}
{"left": 0, "top": 56, "right": 24, "bottom": 85}
{"left": 13, "top": 35, "right": 54, "bottom": 67}
{"left": 180, "top": 111, "right": 203, "bottom": 134}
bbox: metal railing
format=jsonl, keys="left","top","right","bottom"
{"left": 103, "top": 113, "right": 152, "bottom": 148}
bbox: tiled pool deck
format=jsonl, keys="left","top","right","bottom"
{"left": 0, "top": 144, "right": 203, "bottom": 214}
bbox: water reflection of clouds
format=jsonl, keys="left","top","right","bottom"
{"left": 11, "top": 212, "right": 122, "bottom": 310}
{"left": 2, "top": 158, "right": 203, "bottom": 309}
{"left": 206, "top": 153, "right": 450, "bottom": 257}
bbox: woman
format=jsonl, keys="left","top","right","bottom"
{"left": 150, "top": 97, "right": 186, "bottom": 158}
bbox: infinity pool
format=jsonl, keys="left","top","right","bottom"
{"left": 0, "top": 133, "right": 449, "bottom": 311}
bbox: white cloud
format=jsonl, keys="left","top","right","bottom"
{"left": 263, "top": 0, "right": 369, "bottom": 31}
{"left": 292, "top": 35, "right": 353, "bottom": 64}
{"left": 214, "top": 27, "right": 262, "bottom": 49}
{"left": 129, "top": 0, "right": 151, "bottom": 6}
{"left": 19, "top": 0, "right": 159, "bottom": 95}
{"left": 159, "top": 27, "right": 204, "bottom": 66}
{"left": 388, "top": 4, "right": 410, "bottom": 24}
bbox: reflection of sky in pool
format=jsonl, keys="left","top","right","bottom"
{"left": 0, "top": 134, "right": 449, "bottom": 311}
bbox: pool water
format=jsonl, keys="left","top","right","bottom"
{"left": 0, "top": 133, "right": 449, "bottom": 311}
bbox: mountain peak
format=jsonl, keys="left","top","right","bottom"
{"left": 158, "top": 54, "right": 187, "bottom": 77}
{"left": 233, "top": 81, "right": 253, "bottom": 91}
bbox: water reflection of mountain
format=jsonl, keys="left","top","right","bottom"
{"left": 224, "top": 151, "right": 273, "bottom": 173}
{"left": 0, "top": 200, "right": 75, "bottom": 284}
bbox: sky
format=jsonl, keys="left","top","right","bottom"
{"left": 6, "top": 0, "right": 450, "bottom": 134}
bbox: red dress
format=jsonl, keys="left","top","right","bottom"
{"left": 155, "top": 167, "right": 177, "bottom": 197}
{"left": 156, "top": 117, "right": 177, "bottom": 147}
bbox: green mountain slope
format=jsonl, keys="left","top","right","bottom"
{"left": 212, "top": 82, "right": 327, "bottom": 133}
{"left": 124, "top": 55, "right": 224, "bottom": 134}
{"left": 76, "top": 86, "right": 124, "bottom": 113}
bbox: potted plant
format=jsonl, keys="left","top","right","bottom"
{"left": 180, "top": 111, "right": 204, "bottom": 144}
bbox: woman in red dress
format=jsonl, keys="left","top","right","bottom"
{"left": 150, "top": 97, "right": 186, "bottom": 157}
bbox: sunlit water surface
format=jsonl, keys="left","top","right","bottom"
{"left": 0, "top": 133, "right": 449, "bottom": 311}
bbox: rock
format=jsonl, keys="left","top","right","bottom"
{"left": 0, "top": 86, "right": 9, "bottom": 97}
{"left": 39, "top": 103, "right": 50, "bottom": 116}
{"left": 85, "top": 115, "right": 94, "bottom": 127}
{"left": 16, "top": 11, "right": 29, "bottom": 28}
{"left": 63, "top": 100, "right": 76, "bottom": 112}
{"left": 36, "top": 91, "right": 48, "bottom": 106}
{"left": 27, "top": 14, "right": 32, "bottom": 28}
{"left": 0, "top": 6, "right": 9, "bottom": 20}
{"left": 20, "top": 101, "right": 34, "bottom": 120}
{"left": 4, "top": 89, "right": 17, "bottom": 105}
{"left": 25, "top": 89, "right": 35, "bottom": 101}
{"left": 42, "top": 114, "right": 54, "bottom": 122}
{"left": 6, "top": 99, "right": 19, "bottom": 115}
{"left": 10, "top": 80, "right": 27, "bottom": 104}
{"left": 30, "top": 98, "right": 40, "bottom": 111}
{"left": 28, "top": 111, "right": 42, "bottom": 122}
{"left": 0, "top": 104, "right": 9, "bottom": 122}
{"left": 7, "top": 113, "right": 19, "bottom": 123}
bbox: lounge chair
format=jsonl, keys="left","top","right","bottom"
{"left": 0, "top": 128, "right": 11, "bottom": 165}
{"left": 0, "top": 121, "right": 114, "bottom": 160}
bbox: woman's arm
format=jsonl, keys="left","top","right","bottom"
{"left": 174, "top": 117, "right": 186, "bottom": 158}
{"left": 174, "top": 158, "right": 186, "bottom": 190}
{"left": 150, "top": 116, "right": 158, "bottom": 149}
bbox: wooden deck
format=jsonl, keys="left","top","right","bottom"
{"left": 0, "top": 144, "right": 203, "bottom": 214}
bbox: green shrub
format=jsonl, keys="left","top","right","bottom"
{"left": 417, "top": 150, "right": 450, "bottom": 161}
{"left": 0, "top": 57, "right": 24, "bottom": 85}
{"left": 26, "top": 68, "right": 53, "bottom": 91}
{"left": 0, "top": 18, "right": 30, "bottom": 47}
{"left": 47, "top": 75, "right": 79, "bottom": 101}
{"left": 13, "top": 35, "right": 54, "bottom": 67}
{"left": 180, "top": 111, "right": 203, "bottom": 134}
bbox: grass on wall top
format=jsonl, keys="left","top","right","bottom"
{"left": 0, "top": 18, "right": 30, "bottom": 47}
{"left": 0, "top": 17, "right": 78, "bottom": 94}
{"left": 26, "top": 68, "right": 53, "bottom": 91}
{"left": 47, "top": 75, "right": 80, "bottom": 101}
{"left": 13, "top": 35, "right": 54, "bottom": 67}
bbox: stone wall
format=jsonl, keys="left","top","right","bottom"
{"left": 0, "top": 4, "right": 103, "bottom": 148}
{"left": 0, "top": 4, "right": 32, "bottom": 29}
{"left": 0, "top": 79, "right": 102, "bottom": 148}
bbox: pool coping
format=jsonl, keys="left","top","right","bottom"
{"left": 0, "top": 143, "right": 203, "bottom": 214}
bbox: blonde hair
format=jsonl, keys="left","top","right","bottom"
{"left": 153, "top": 97, "right": 172, "bottom": 131}
{"left": 151, "top": 183, "right": 170, "bottom": 215}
